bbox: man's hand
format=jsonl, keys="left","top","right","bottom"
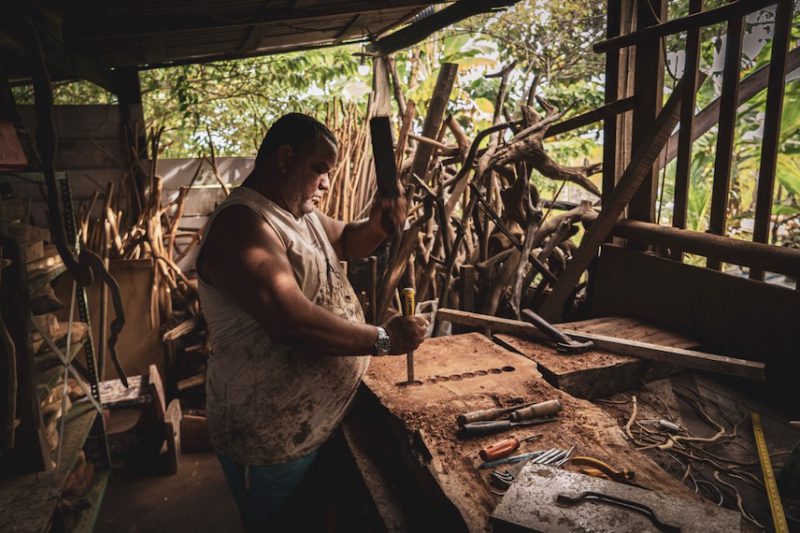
{"left": 383, "top": 315, "right": 427, "bottom": 355}
{"left": 369, "top": 196, "right": 407, "bottom": 236}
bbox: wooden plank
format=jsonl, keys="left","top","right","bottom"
{"left": 493, "top": 334, "right": 676, "bottom": 400}
{"left": 611, "top": 218, "right": 800, "bottom": 276}
{"left": 538, "top": 71, "right": 693, "bottom": 322}
{"left": 628, "top": 0, "right": 666, "bottom": 225}
{"left": 590, "top": 244, "right": 798, "bottom": 387}
{"left": 672, "top": 0, "right": 703, "bottom": 234}
{"left": 410, "top": 63, "right": 458, "bottom": 185}
{"left": 545, "top": 97, "right": 635, "bottom": 139}
{"left": 436, "top": 309, "right": 766, "bottom": 380}
{"left": 707, "top": 12, "right": 745, "bottom": 270}
{"left": 594, "top": 0, "right": 775, "bottom": 53}
{"left": 750, "top": 0, "right": 793, "bottom": 280}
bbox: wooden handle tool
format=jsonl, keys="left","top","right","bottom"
{"left": 402, "top": 287, "right": 416, "bottom": 383}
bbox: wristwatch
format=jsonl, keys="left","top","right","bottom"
{"left": 373, "top": 326, "right": 391, "bottom": 356}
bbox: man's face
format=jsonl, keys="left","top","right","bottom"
{"left": 281, "top": 137, "right": 337, "bottom": 216}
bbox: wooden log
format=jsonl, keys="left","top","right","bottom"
{"left": 410, "top": 63, "right": 458, "bottom": 186}
{"left": 750, "top": 0, "right": 793, "bottom": 280}
{"left": 611, "top": 219, "right": 800, "bottom": 276}
{"left": 707, "top": 12, "right": 745, "bottom": 270}
{"left": 436, "top": 309, "right": 765, "bottom": 380}
{"left": 538, "top": 72, "right": 693, "bottom": 322}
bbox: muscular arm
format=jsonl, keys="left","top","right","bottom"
{"left": 317, "top": 214, "right": 387, "bottom": 260}
{"left": 200, "top": 206, "right": 379, "bottom": 356}
{"left": 317, "top": 197, "right": 406, "bottom": 260}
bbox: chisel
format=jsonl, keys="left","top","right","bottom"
{"left": 402, "top": 287, "right": 416, "bottom": 383}
{"left": 458, "top": 417, "right": 557, "bottom": 438}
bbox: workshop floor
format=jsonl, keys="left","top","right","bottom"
{"left": 96, "top": 452, "right": 242, "bottom": 532}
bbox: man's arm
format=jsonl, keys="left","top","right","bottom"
{"left": 317, "top": 197, "right": 406, "bottom": 260}
{"left": 201, "top": 206, "right": 423, "bottom": 356}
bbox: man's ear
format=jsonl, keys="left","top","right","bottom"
{"left": 276, "top": 145, "right": 294, "bottom": 173}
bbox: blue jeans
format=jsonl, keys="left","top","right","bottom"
{"left": 217, "top": 450, "right": 318, "bottom": 531}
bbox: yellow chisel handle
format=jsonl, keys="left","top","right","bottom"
{"left": 401, "top": 288, "right": 416, "bottom": 382}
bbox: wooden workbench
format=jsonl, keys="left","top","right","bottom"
{"left": 353, "top": 332, "right": 723, "bottom": 532}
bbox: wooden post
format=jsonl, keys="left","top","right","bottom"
{"left": 410, "top": 63, "right": 458, "bottom": 186}
{"left": 459, "top": 264, "right": 476, "bottom": 312}
{"left": 672, "top": 0, "right": 703, "bottom": 240}
{"left": 627, "top": 0, "right": 666, "bottom": 226}
{"left": 707, "top": 13, "right": 745, "bottom": 270}
{"left": 602, "top": 0, "right": 622, "bottom": 201}
{"left": 750, "top": 0, "right": 793, "bottom": 280}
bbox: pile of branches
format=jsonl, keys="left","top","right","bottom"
{"left": 364, "top": 62, "right": 602, "bottom": 323}
{"left": 78, "top": 129, "right": 199, "bottom": 331}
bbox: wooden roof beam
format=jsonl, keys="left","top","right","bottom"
{"left": 368, "top": 0, "right": 521, "bottom": 56}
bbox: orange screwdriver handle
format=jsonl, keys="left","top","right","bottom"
{"left": 479, "top": 438, "right": 520, "bottom": 461}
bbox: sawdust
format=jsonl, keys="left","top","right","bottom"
{"left": 363, "top": 333, "right": 705, "bottom": 531}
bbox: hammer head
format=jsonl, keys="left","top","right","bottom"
{"left": 555, "top": 339, "right": 595, "bottom": 354}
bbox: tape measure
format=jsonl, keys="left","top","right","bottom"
{"left": 751, "top": 412, "right": 788, "bottom": 533}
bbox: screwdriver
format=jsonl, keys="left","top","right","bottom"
{"left": 479, "top": 434, "right": 543, "bottom": 461}
{"left": 402, "top": 287, "right": 416, "bottom": 383}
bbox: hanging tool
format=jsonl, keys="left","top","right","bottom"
{"left": 402, "top": 287, "right": 416, "bottom": 383}
{"left": 456, "top": 401, "right": 538, "bottom": 425}
{"left": 479, "top": 433, "right": 542, "bottom": 461}
{"left": 556, "top": 492, "right": 681, "bottom": 533}
{"left": 509, "top": 399, "right": 562, "bottom": 422}
{"left": 752, "top": 412, "right": 789, "bottom": 533}
{"left": 459, "top": 417, "right": 557, "bottom": 438}
{"left": 521, "top": 309, "right": 594, "bottom": 354}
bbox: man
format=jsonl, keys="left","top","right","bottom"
{"left": 196, "top": 113, "right": 427, "bottom": 530}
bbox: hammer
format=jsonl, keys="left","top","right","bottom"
{"left": 521, "top": 309, "right": 594, "bottom": 354}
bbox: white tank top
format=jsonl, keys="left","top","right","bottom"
{"left": 197, "top": 186, "right": 369, "bottom": 464}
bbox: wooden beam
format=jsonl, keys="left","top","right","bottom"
{"left": 410, "top": 63, "right": 458, "bottom": 185}
{"left": 538, "top": 72, "right": 694, "bottom": 322}
{"left": 544, "top": 97, "right": 635, "bottom": 139}
{"left": 672, "top": 0, "right": 703, "bottom": 233}
{"left": 610, "top": 219, "right": 800, "bottom": 276}
{"left": 436, "top": 309, "right": 766, "bottom": 381}
{"left": 594, "top": 0, "right": 775, "bottom": 54}
{"left": 707, "top": 13, "right": 745, "bottom": 270}
{"left": 368, "top": 0, "right": 521, "bottom": 55}
{"left": 628, "top": 0, "right": 666, "bottom": 225}
{"left": 750, "top": 0, "right": 793, "bottom": 280}
{"left": 662, "top": 46, "right": 800, "bottom": 164}
{"left": 602, "top": 0, "right": 622, "bottom": 203}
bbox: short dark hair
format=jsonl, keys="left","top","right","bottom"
{"left": 255, "top": 113, "right": 337, "bottom": 168}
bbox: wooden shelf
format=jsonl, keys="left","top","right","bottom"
{"left": 36, "top": 337, "right": 88, "bottom": 403}
{"left": 27, "top": 262, "right": 66, "bottom": 295}
{"left": 70, "top": 469, "right": 110, "bottom": 533}
{"left": 0, "top": 401, "right": 99, "bottom": 533}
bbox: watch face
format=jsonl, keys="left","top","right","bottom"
{"left": 375, "top": 328, "right": 391, "bottom": 355}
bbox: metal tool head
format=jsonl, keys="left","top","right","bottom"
{"left": 555, "top": 339, "right": 595, "bottom": 354}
